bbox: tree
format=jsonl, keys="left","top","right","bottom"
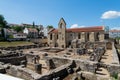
{"left": 0, "top": 14, "right": 7, "bottom": 28}
{"left": 33, "top": 21, "right": 35, "bottom": 28}
{"left": 47, "top": 25, "right": 54, "bottom": 31}
{"left": 11, "top": 26, "right": 23, "bottom": 32}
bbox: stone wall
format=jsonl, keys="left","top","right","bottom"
{"left": 101, "top": 63, "right": 120, "bottom": 76}
{"left": 26, "top": 53, "right": 36, "bottom": 63}
{"left": 74, "top": 59, "right": 97, "bottom": 73}
{"left": 40, "top": 62, "right": 73, "bottom": 80}
{"left": 0, "top": 55, "right": 26, "bottom": 65}
{"left": 112, "top": 42, "right": 119, "bottom": 64}
{"left": 45, "top": 56, "right": 97, "bottom": 73}
{"left": 5, "top": 65, "right": 41, "bottom": 80}
{"left": 46, "top": 56, "right": 71, "bottom": 69}
{"left": 0, "top": 59, "right": 75, "bottom": 80}
{"left": 77, "top": 71, "right": 111, "bottom": 80}
{"left": 0, "top": 44, "right": 41, "bottom": 51}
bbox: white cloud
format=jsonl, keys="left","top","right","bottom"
{"left": 70, "top": 24, "right": 85, "bottom": 28}
{"left": 101, "top": 11, "right": 120, "bottom": 19}
{"left": 110, "top": 27, "right": 120, "bottom": 30}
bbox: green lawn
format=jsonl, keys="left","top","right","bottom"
{"left": 0, "top": 41, "right": 34, "bottom": 47}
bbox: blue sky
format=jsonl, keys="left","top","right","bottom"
{"left": 0, "top": 0, "right": 120, "bottom": 29}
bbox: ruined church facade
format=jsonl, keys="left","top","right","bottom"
{"left": 48, "top": 18, "right": 108, "bottom": 48}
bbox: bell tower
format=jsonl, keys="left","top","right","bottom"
{"left": 58, "top": 18, "right": 66, "bottom": 48}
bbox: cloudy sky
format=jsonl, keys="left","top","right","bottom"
{"left": 0, "top": 0, "right": 120, "bottom": 29}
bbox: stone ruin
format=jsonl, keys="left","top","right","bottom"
{"left": 0, "top": 41, "right": 120, "bottom": 80}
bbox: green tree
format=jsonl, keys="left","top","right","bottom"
{"left": 11, "top": 26, "right": 23, "bottom": 32}
{"left": 33, "top": 21, "right": 35, "bottom": 28}
{"left": 0, "top": 14, "right": 7, "bottom": 28}
{"left": 47, "top": 25, "right": 54, "bottom": 31}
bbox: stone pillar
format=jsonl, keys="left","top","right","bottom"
{"left": 34, "top": 64, "right": 42, "bottom": 74}
{"left": 89, "top": 32, "right": 95, "bottom": 42}
{"left": 20, "top": 60, "right": 27, "bottom": 67}
{"left": 52, "top": 33, "right": 56, "bottom": 47}
{"left": 99, "top": 33, "right": 104, "bottom": 42}
{"left": 81, "top": 32, "right": 85, "bottom": 42}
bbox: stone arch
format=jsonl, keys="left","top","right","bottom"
{"left": 50, "top": 34, "right": 52, "bottom": 40}
{"left": 60, "top": 23, "right": 63, "bottom": 28}
{"left": 86, "top": 32, "right": 89, "bottom": 41}
{"left": 55, "top": 43, "right": 58, "bottom": 47}
{"left": 95, "top": 32, "right": 99, "bottom": 41}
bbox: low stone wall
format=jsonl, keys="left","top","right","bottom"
{"left": 46, "top": 56, "right": 71, "bottom": 68}
{"left": 45, "top": 56, "right": 97, "bottom": 73}
{"left": 74, "top": 59, "right": 97, "bottom": 73}
{"left": 40, "top": 62, "right": 74, "bottom": 80}
{"left": 0, "top": 60, "right": 75, "bottom": 80}
{"left": 5, "top": 65, "right": 41, "bottom": 80}
{"left": 112, "top": 42, "right": 119, "bottom": 64}
{"left": 77, "top": 71, "right": 111, "bottom": 80}
{"left": 26, "top": 53, "right": 36, "bottom": 63}
{"left": 0, "top": 55, "right": 26, "bottom": 65}
{"left": 106, "top": 63, "right": 120, "bottom": 76}
{"left": 0, "top": 44, "right": 41, "bottom": 51}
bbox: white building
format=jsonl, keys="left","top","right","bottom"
{"left": 109, "top": 29, "right": 120, "bottom": 38}
{"left": 23, "top": 28, "right": 38, "bottom": 38}
{"left": 13, "top": 33, "right": 27, "bottom": 39}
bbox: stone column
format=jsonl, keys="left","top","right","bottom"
{"left": 99, "top": 32, "right": 104, "bottom": 42}
{"left": 34, "top": 64, "right": 42, "bottom": 74}
{"left": 52, "top": 33, "right": 56, "bottom": 47}
{"left": 81, "top": 32, "right": 85, "bottom": 42}
{"left": 89, "top": 32, "right": 95, "bottom": 42}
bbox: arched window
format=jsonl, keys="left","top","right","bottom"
{"left": 78, "top": 33, "right": 81, "bottom": 39}
{"left": 96, "top": 32, "right": 99, "bottom": 41}
{"left": 57, "top": 34, "right": 58, "bottom": 39}
{"left": 50, "top": 34, "right": 52, "bottom": 40}
{"left": 60, "top": 23, "right": 63, "bottom": 28}
{"left": 87, "top": 32, "right": 89, "bottom": 41}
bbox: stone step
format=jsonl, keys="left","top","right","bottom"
{"left": 96, "top": 67, "right": 110, "bottom": 77}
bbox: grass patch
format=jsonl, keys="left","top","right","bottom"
{"left": 0, "top": 41, "right": 34, "bottom": 47}
{"left": 112, "top": 73, "right": 118, "bottom": 80}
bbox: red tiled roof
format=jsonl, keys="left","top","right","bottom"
{"left": 48, "top": 26, "right": 104, "bottom": 34}
{"left": 109, "top": 29, "right": 120, "bottom": 32}
{"left": 27, "top": 28, "right": 38, "bottom": 32}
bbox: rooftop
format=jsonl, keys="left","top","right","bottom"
{"left": 49, "top": 26, "right": 104, "bottom": 34}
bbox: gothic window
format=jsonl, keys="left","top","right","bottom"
{"left": 87, "top": 33, "right": 89, "bottom": 40}
{"left": 78, "top": 33, "right": 81, "bottom": 39}
{"left": 60, "top": 23, "right": 62, "bottom": 28}
{"left": 96, "top": 32, "right": 99, "bottom": 41}
{"left": 57, "top": 34, "right": 58, "bottom": 39}
{"left": 50, "top": 34, "right": 52, "bottom": 40}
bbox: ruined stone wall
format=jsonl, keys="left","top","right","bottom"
{"left": 26, "top": 53, "right": 35, "bottom": 63}
{"left": 74, "top": 59, "right": 97, "bottom": 73}
{"left": 100, "top": 63, "right": 120, "bottom": 76}
{"left": 45, "top": 56, "right": 97, "bottom": 73}
{"left": 46, "top": 56, "right": 71, "bottom": 68}
{"left": 40, "top": 62, "right": 74, "bottom": 80}
{"left": 0, "top": 55, "right": 26, "bottom": 65}
{"left": 77, "top": 71, "right": 111, "bottom": 80}
{"left": 0, "top": 44, "right": 41, "bottom": 51}
{"left": 112, "top": 42, "right": 119, "bottom": 64}
{"left": 5, "top": 65, "right": 41, "bottom": 80}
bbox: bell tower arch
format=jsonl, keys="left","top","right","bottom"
{"left": 58, "top": 18, "right": 66, "bottom": 48}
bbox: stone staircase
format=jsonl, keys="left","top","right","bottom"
{"left": 96, "top": 67, "right": 110, "bottom": 77}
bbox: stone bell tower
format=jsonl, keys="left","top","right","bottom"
{"left": 58, "top": 18, "right": 66, "bottom": 48}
